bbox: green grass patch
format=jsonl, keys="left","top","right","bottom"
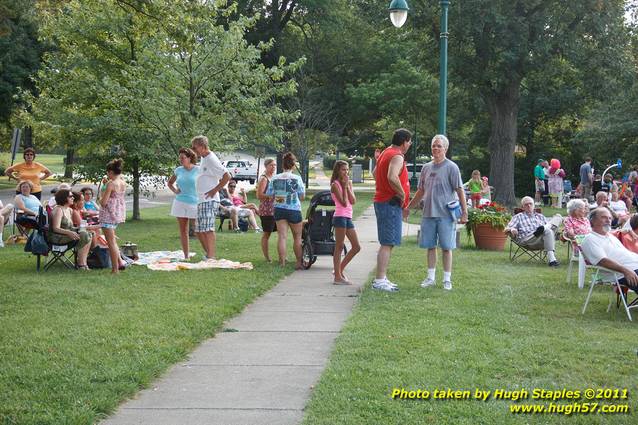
{"left": 303, "top": 236, "right": 638, "bottom": 424}
{"left": 0, "top": 192, "right": 373, "bottom": 424}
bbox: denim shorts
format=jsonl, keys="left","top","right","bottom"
{"left": 420, "top": 217, "right": 456, "bottom": 250}
{"left": 374, "top": 201, "right": 402, "bottom": 246}
{"left": 333, "top": 216, "right": 354, "bottom": 229}
{"left": 274, "top": 208, "right": 303, "bottom": 224}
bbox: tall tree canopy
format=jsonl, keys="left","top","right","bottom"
{"left": 0, "top": 0, "right": 42, "bottom": 143}
{"left": 25, "top": 0, "right": 301, "bottom": 219}
{"left": 447, "top": 0, "right": 629, "bottom": 204}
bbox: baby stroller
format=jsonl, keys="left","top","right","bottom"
{"left": 301, "top": 190, "right": 347, "bottom": 269}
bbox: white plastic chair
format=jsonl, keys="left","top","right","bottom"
{"left": 580, "top": 250, "right": 638, "bottom": 321}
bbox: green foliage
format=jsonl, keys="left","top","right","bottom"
{"left": 0, "top": 0, "right": 43, "bottom": 128}
{"left": 24, "top": 0, "right": 302, "bottom": 218}
{"left": 323, "top": 155, "right": 371, "bottom": 172}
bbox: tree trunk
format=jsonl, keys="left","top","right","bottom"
{"left": 485, "top": 80, "right": 521, "bottom": 207}
{"left": 132, "top": 158, "right": 140, "bottom": 220}
{"left": 64, "top": 147, "right": 74, "bottom": 179}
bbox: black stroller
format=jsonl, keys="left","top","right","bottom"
{"left": 301, "top": 190, "right": 347, "bottom": 269}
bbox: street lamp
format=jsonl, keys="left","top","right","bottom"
{"left": 389, "top": 0, "right": 450, "bottom": 135}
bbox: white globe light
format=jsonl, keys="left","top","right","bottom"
{"left": 390, "top": 10, "right": 408, "bottom": 28}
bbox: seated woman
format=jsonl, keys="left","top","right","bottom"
{"left": 227, "top": 180, "right": 259, "bottom": 214}
{"left": 564, "top": 199, "right": 591, "bottom": 240}
{"left": 0, "top": 200, "right": 14, "bottom": 248}
{"left": 47, "top": 183, "right": 72, "bottom": 209}
{"left": 613, "top": 214, "right": 638, "bottom": 253}
{"left": 48, "top": 189, "right": 94, "bottom": 270}
{"left": 80, "top": 187, "right": 100, "bottom": 223}
{"left": 219, "top": 187, "right": 261, "bottom": 232}
{"left": 609, "top": 191, "right": 630, "bottom": 226}
{"left": 14, "top": 180, "right": 42, "bottom": 228}
{"left": 70, "top": 191, "right": 85, "bottom": 227}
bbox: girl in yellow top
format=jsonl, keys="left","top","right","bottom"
{"left": 4, "top": 148, "right": 52, "bottom": 199}
{"left": 465, "top": 170, "right": 483, "bottom": 207}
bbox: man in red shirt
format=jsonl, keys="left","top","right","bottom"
{"left": 371, "top": 128, "right": 412, "bottom": 292}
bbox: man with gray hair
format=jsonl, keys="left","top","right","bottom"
{"left": 407, "top": 134, "right": 467, "bottom": 291}
{"left": 190, "top": 135, "right": 231, "bottom": 260}
{"left": 504, "top": 196, "right": 562, "bottom": 266}
{"left": 580, "top": 207, "right": 638, "bottom": 290}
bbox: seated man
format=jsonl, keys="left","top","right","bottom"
{"left": 504, "top": 196, "right": 562, "bottom": 267}
{"left": 580, "top": 208, "right": 638, "bottom": 291}
{"left": 591, "top": 191, "right": 621, "bottom": 227}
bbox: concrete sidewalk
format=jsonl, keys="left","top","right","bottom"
{"left": 102, "top": 207, "right": 419, "bottom": 425}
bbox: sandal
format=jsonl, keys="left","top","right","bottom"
{"left": 333, "top": 279, "right": 352, "bottom": 285}
{"left": 77, "top": 264, "right": 90, "bottom": 271}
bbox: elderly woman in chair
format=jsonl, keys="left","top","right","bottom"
{"left": 504, "top": 196, "right": 563, "bottom": 267}
{"left": 13, "top": 180, "right": 42, "bottom": 233}
{"left": 49, "top": 189, "right": 94, "bottom": 270}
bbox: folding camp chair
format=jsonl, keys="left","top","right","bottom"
{"left": 508, "top": 207, "right": 548, "bottom": 263}
{"left": 580, "top": 250, "right": 638, "bottom": 321}
{"left": 37, "top": 236, "right": 78, "bottom": 272}
{"left": 12, "top": 209, "right": 39, "bottom": 241}
{"left": 34, "top": 207, "right": 78, "bottom": 272}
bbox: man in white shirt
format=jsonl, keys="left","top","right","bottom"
{"left": 191, "top": 135, "right": 231, "bottom": 260}
{"left": 580, "top": 207, "right": 638, "bottom": 290}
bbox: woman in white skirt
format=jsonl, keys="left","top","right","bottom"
{"left": 168, "top": 148, "right": 200, "bottom": 259}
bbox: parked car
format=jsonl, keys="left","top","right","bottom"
{"left": 406, "top": 163, "right": 425, "bottom": 180}
{"left": 224, "top": 160, "right": 258, "bottom": 184}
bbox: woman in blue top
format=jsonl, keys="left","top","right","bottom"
{"left": 168, "top": 148, "right": 200, "bottom": 259}
{"left": 267, "top": 152, "right": 305, "bottom": 268}
{"left": 13, "top": 180, "right": 42, "bottom": 229}
{"left": 14, "top": 180, "right": 41, "bottom": 217}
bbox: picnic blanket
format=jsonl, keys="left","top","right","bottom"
{"left": 134, "top": 251, "right": 252, "bottom": 271}
{"left": 147, "top": 258, "right": 253, "bottom": 271}
{"left": 134, "top": 251, "right": 196, "bottom": 265}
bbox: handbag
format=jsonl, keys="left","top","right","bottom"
{"left": 87, "top": 246, "right": 112, "bottom": 269}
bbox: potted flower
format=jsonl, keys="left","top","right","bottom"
{"left": 466, "top": 202, "right": 512, "bottom": 250}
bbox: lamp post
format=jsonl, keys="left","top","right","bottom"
{"left": 389, "top": 0, "right": 449, "bottom": 135}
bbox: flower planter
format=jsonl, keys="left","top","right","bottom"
{"left": 472, "top": 223, "right": 507, "bottom": 251}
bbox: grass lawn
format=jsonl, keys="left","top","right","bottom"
{"left": 303, "top": 235, "right": 638, "bottom": 424}
{"left": 0, "top": 153, "right": 66, "bottom": 190}
{"left": 0, "top": 192, "right": 373, "bottom": 424}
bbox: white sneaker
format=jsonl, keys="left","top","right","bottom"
{"left": 420, "top": 278, "right": 435, "bottom": 288}
{"left": 382, "top": 278, "right": 398, "bottom": 288}
{"left": 372, "top": 279, "right": 399, "bottom": 292}
{"left": 443, "top": 280, "right": 452, "bottom": 291}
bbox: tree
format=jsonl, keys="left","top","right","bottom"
{"left": 445, "top": 0, "right": 629, "bottom": 205}
{"left": 26, "top": 0, "right": 300, "bottom": 219}
{"left": 0, "top": 0, "right": 42, "bottom": 144}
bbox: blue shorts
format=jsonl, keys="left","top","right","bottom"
{"left": 101, "top": 223, "right": 118, "bottom": 230}
{"left": 274, "top": 208, "right": 303, "bottom": 224}
{"left": 420, "top": 217, "right": 457, "bottom": 250}
{"left": 374, "top": 201, "right": 402, "bottom": 246}
{"left": 333, "top": 216, "right": 354, "bottom": 229}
